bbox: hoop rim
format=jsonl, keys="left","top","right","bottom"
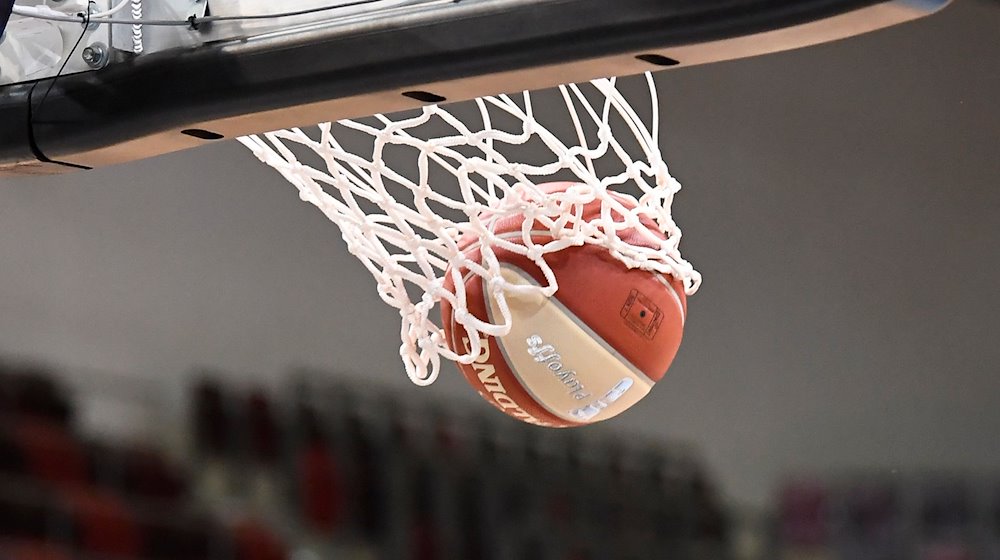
{"left": 0, "top": 0, "right": 950, "bottom": 175}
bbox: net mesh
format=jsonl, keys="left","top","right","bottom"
{"left": 239, "top": 73, "right": 701, "bottom": 385}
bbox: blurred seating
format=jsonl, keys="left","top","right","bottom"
{"left": 773, "top": 474, "right": 998, "bottom": 560}
{"left": 0, "top": 365, "right": 277, "bottom": 560}
{"left": 0, "top": 364, "right": 73, "bottom": 426}
{"left": 295, "top": 403, "right": 346, "bottom": 535}
{"left": 231, "top": 519, "right": 287, "bottom": 560}
{"left": 139, "top": 510, "right": 218, "bottom": 560}
{"left": 9, "top": 418, "right": 90, "bottom": 488}
{"left": 0, "top": 359, "right": 731, "bottom": 560}
{"left": 0, "top": 539, "right": 73, "bottom": 560}
{"left": 60, "top": 486, "right": 142, "bottom": 558}
{"left": 191, "top": 378, "right": 230, "bottom": 460}
{"left": 778, "top": 480, "right": 830, "bottom": 550}
{"left": 118, "top": 447, "right": 188, "bottom": 505}
{"left": 246, "top": 390, "right": 280, "bottom": 467}
{"left": 0, "top": 477, "right": 56, "bottom": 543}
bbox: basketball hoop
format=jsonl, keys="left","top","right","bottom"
{"left": 239, "top": 73, "right": 701, "bottom": 386}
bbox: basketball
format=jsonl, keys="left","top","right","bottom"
{"left": 441, "top": 183, "right": 687, "bottom": 427}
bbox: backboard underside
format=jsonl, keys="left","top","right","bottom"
{"left": 0, "top": 0, "right": 951, "bottom": 175}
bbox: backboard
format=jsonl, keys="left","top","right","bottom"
{"left": 0, "top": 0, "right": 951, "bottom": 175}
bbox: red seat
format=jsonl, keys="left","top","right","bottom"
{"left": 778, "top": 480, "right": 829, "bottom": 547}
{"left": 1, "top": 368, "right": 73, "bottom": 426}
{"left": 120, "top": 447, "right": 187, "bottom": 504}
{"left": 410, "top": 520, "right": 438, "bottom": 560}
{"left": 2, "top": 540, "right": 73, "bottom": 560}
{"left": 13, "top": 419, "right": 88, "bottom": 487}
{"left": 0, "top": 428, "right": 25, "bottom": 477}
{"left": 298, "top": 444, "right": 345, "bottom": 532}
{"left": 140, "top": 510, "right": 217, "bottom": 560}
{"left": 0, "top": 478, "right": 55, "bottom": 541}
{"left": 192, "top": 379, "right": 231, "bottom": 458}
{"left": 231, "top": 519, "right": 287, "bottom": 560}
{"left": 61, "top": 486, "right": 142, "bottom": 558}
{"left": 247, "top": 391, "right": 279, "bottom": 466}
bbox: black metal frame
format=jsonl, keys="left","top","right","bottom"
{"left": 0, "top": 0, "right": 949, "bottom": 172}
{"left": 0, "top": 0, "right": 14, "bottom": 38}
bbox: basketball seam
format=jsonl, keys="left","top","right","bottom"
{"left": 445, "top": 283, "right": 570, "bottom": 427}
{"left": 461, "top": 230, "right": 674, "bottom": 383}
{"left": 486, "top": 264, "right": 656, "bottom": 388}
{"left": 478, "top": 229, "right": 685, "bottom": 326}
{"left": 458, "top": 268, "right": 580, "bottom": 425}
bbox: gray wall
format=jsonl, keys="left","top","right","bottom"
{"left": 1, "top": 1, "right": 998, "bottom": 506}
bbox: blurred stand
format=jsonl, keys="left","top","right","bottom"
{"left": 0, "top": 357, "right": 730, "bottom": 559}
{"left": 763, "top": 473, "right": 1000, "bottom": 560}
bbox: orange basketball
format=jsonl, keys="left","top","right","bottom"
{"left": 441, "top": 183, "right": 687, "bottom": 427}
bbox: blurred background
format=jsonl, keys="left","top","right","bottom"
{"left": 0, "top": 1, "right": 998, "bottom": 559}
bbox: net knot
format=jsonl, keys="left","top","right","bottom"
{"left": 488, "top": 276, "right": 507, "bottom": 292}
{"left": 385, "top": 263, "right": 404, "bottom": 278}
{"left": 427, "top": 278, "right": 445, "bottom": 298}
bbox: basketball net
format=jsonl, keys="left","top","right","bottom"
{"left": 239, "top": 73, "right": 701, "bottom": 385}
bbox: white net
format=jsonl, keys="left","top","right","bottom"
{"left": 239, "top": 73, "right": 701, "bottom": 386}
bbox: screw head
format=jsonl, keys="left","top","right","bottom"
{"left": 81, "top": 42, "right": 108, "bottom": 68}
